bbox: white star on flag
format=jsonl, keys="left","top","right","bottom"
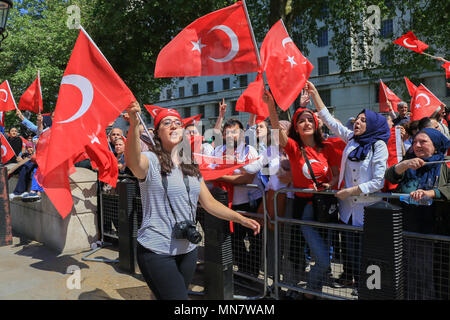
{"left": 286, "top": 56, "right": 297, "bottom": 68}
{"left": 191, "top": 39, "right": 206, "bottom": 53}
{"left": 415, "top": 104, "right": 421, "bottom": 109}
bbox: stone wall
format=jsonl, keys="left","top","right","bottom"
{"left": 8, "top": 166, "right": 99, "bottom": 254}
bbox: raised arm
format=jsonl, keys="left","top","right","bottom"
{"left": 305, "top": 81, "right": 353, "bottom": 143}
{"left": 263, "top": 90, "right": 288, "bottom": 147}
{"left": 124, "top": 101, "right": 149, "bottom": 180}
{"left": 213, "top": 98, "right": 227, "bottom": 133}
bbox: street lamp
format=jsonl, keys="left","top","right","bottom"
{"left": 0, "top": 0, "right": 13, "bottom": 51}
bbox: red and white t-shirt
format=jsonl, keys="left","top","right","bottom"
{"left": 284, "top": 138, "right": 340, "bottom": 197}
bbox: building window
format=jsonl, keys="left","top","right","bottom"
{"left": 223, "top": 78, "right": 230, "bottom": 90}
{"left": 166, "top": 89, "right": 172, "bottom": 100}
{"left": 380, "top": 50, "right": 393, "bottom": 66}
{"left": 207, "top": 81, "right": 214, "bottom": 93}
{"left": 317, "top": 28, "right": 328, "bottom": 47}
{"left": 380, "top": 19, "right": 393, "bottom": 38}
{"left": 318, "top": 89, "right": 331, "bottom": 106}
{"left": 375, "top": 83, "right": 380, "bottom": 103}
{"left": 192, "top": 84, "right": 198, "bottom": 96}
{"left": 183, "top": 107, "right": 190, "bottom": 118}
{"left": 199, "top": 105, "right": 205, "bottom": 117}
{"left": 239, "top": 75, "right": 248, "bottom": 87}
{"left": 215, "top": 104, "right": 220, "bottom": 117}
{"left": 231, "top": 101, "right": 239, "bottom": 116}
{"left": 317, "top": 56, "right": 329, "bottom": 75}
{"left": 178, "top": 87, "right": 184, "bottom": 98}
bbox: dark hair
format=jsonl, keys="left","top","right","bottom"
{"left": 407, "top": 120, "right": 419, "bottom": 136}
{"left": 256, "top": 120, "right": 272, "bottom": 149}
{"left": 149, "top": 124, "right": 201, "bottom": 179}
{"left": 418, "top": 117, "right": 433, "bottom": 131}
{"left": 288, "top": 110, "right": 324, "bottom": 149}
{"left": 222, "top": 118, "right": 244, "bottom": 132}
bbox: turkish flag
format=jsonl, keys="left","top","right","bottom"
{"left": 18, "top": 72, "right": 43, "bottom": 114}
{"left": 154, "top": 1, "right": 259, "bottom": 77}
{"left": 0, "top": 80, "right": 17, "bottom": 112}
{"left": 384, "top": 126, "right": 403, "bottom": 191}
{"left": 0, "top": 133, "right": 16, "bottom": 163}
{"left": 442, "top": 62, "right": 450, "bottom": 79}
{"left": 85, "top": 130, "right": 118, "bottom": 187}
{"left": 194, "top": 153, "right": 257, "bottom": 181}
{"left": 379, "top": 80, "right": 402, "bottom": 112}
{"left": 235, "top": 72, "right": 268, "bottom": 123}
{"left": 260, "top": 20, "right": 314, "bottom": 111}
{"left": 393, "top": 31, "right": 429, "bottom": 54}
{"left": 0, "top": 112, "right": 4, "bottom": 128}
{"left": 404, "top": 77, "right": 417, "bottom": 97}
{"left": 410, "top": 84, "right": 442, "bottom": 121}
{"left": 20, "top": 136, "right": 28, "bottom": 150}
{"left": 36, "top": 27, "right": 135, "bottom": 218}
{"left": 144, "top": 104, "right": 164, "bottom": 119}
{"left": 183, "top": 114, "right": 202, "bottom": 127}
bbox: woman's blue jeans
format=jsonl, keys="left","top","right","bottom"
{"left": 300, "top": 203, "right": 330, "bottom": 290}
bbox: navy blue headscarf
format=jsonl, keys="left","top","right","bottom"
{"left": 404, "top": 128, "right": 450, "bottom": 189}
{"left": 348, "top": 109, "right": 391, "bottom": 162}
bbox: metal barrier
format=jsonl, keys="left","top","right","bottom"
{"left": 272, "top": 187, "right": 450, "bottom": 300}
{"left": 228, "top": 183, "right": 268, "bottom": 300}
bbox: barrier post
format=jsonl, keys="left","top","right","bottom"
{"left": 118, "top": 178, "right": 140, "bottom": 274}
{"left": 203, "top": 187, "right": 234, "bottom": 300}
{"left": 359, "top": 201, "right": 404, "bottom": 300}
{"left": 0, "top": 165, "right": 12, "bottom": 246}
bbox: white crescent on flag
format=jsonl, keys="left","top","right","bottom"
{"left": 207, "top": 25, "right": 239, "bottom": 63}
{"left": 57, "top": 74, "right": 94, "bottom": 124}
{"left": 416, "top": 93, "right": 430, "bottom": 106}
{"left": 1, "top": 145, "right": 6, "bottom": 157}
{"left": 0, "top": 89, "right": 7, "bottom": 102}
{"left": 282, "top": 37, "right": 293, "bottom": 48}
{"left": 403, "top": 38, "right": 417, "bottom": 48}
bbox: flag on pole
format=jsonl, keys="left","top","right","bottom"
{"left": 36, "top": 26, "right": 135, "bottom": 219}
{"left": 410, "top": 84, "right": 443, "bottom": 121}
{"left": 154, "top": 1, "right": 259, "bottom": 77}
{"left": 18, "top": 72, "right": 43, "bottom": 114}
{"left": 442, "top": 62, "right": 450, "bottom": 79}
{"left": 0, "top": 80, "right": 17, "bottom": 112}
{"left": 393, "top": 31, "right": 429, "bottom": 54}
{"left": 379, "top": 80, "right": 402, "bottom": 112}
{"left": 0, "top": 133, "right": 16, "bottom": 163}
{"left": 404, "top": 77, "right": 417, "bottom": 97}
{"left": 260, "top": 20, "right": 313, "bottom": 111}
{"left": 235, "top": 72, "right": 268, "bottom": 123}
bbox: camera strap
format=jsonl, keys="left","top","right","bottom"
{"left": 160, "top": 171, "right": 195, "bottom": 223}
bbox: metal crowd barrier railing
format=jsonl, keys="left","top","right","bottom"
{"left": 272, "top": 187, "right": 450, "bottom": 300}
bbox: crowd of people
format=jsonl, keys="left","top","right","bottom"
{"left": 5, "top": 77, "right": 450, "bottom": 300}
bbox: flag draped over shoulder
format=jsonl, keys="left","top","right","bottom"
{"left": 154, "top": 1, "right": 259, "bottom": 77}
{"left": 36, "top": 27, "right": 135, "bottom": 219}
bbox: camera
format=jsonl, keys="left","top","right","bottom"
{"left": 173, "top": 220, "right": 202, "bottom": 244}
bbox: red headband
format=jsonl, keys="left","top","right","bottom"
{"left": 154, "top": 108, "right": 182, "bottom": 128}
{"left": 292, "top": 108, "right": 318, "bottom": 129}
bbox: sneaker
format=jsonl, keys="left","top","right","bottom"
{"left": 9, "top": 192, "right": 26, "bottom": 200}
{"left": 22, "top": 192, "right": 41, "bottom": 202}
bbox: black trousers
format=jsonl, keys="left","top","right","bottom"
{"left": 136, "top": 243, "right": 198, "bottom": 300}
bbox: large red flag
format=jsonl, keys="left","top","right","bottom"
{"left": 18, "top": 72, "right": 43, "bottom": 114}
{"left": 194, "top": 153, "right": 257, "bottom": 181}
{"left": 379, "top": 80, "right": 402, "bottom": 112}
{"left": 235, "top": 72, "right": 268, "bottom": 123}
{"left": 442, "top": 62, "right": 450, "bottom": 79}
{"left": 410, "top": 84, "right": 443, "bottom": 121}
{"left": 144, "top": 104, "right": 164, "bottom": 119}
{"left": 154, "top": 1, "right": 259, "bottom": 77}
{"left": 404, "top": 77, "right": 417, "bottom": 97}
{"left": 0, "top": 80, "right": 17, "bottom": 112}
{"left": 260, "top": 20, "right": 314, "bottom": 111}
{"left": 393, "top": 31, "right": 429, "bottom": 54}
{"left": 37, "top": 27, "right": 135, "bottom": 218}
{"left": 0, "top": 133, "right": 16, "bottom": 163}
